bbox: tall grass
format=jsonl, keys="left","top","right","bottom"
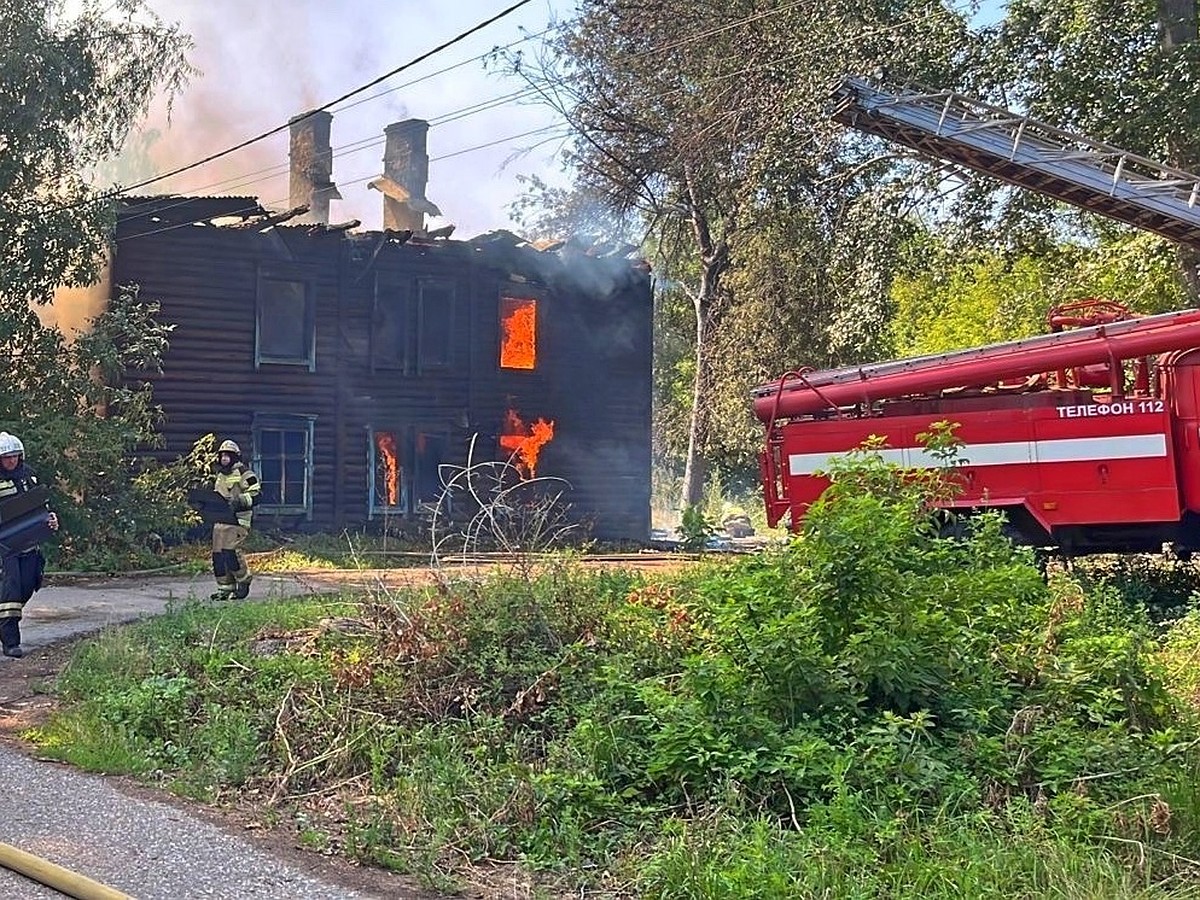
{"left": 28, "top": 447, "right": 1200, "bottom": 895}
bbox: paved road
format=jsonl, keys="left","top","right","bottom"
{"left": 0, "top": 748, "right": 383, "bottom": 898}
{"left": 0, "top": 571, "right": 431, "bottom": 899}
{"left": 18, "top": 564, "right": 490, "bottom": 651}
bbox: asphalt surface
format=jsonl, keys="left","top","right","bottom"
{"left": 0, "top": 571, "right": 425, "bottom": 899}
{"left": 20, "top": 571, "right": 323, "bottom": 647}
{"left": 0, "top": 748, "right": 378, "bottom": 898}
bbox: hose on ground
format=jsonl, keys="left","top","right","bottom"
{"left": 0, "top": 841, "right": 132, "bottom": 899}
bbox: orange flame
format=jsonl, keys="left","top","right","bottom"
{"left": 500, "top": 297, "right": 537, "bottom": 370}
{"left": 499, "top": 409, "right": 555, "bottom": 478}
{"left": 374, "top": 431, "right": 400, "bottom": 506}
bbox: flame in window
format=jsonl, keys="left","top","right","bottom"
{"left": 500, "top": 297, "right": 536, "bottom": 370}
{"left": 374, "top": 431, "right": 400, "bottom": 506}
{"left": 499, "top": 409, "right": 554, "bottom": 478}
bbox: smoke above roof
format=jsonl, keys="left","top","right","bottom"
{"left": 112, "top": 0, "right": 570, "bottom": 236}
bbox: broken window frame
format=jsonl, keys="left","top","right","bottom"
{"left": 411, "top": 429, "right": 450, "bottom": 515}
{"left": 368, "top": 427, "right": 407, "bottom": 516}
{"left": 370, "top": 276, "right": 411, "bottom": 373}
{"left": 251, "top": 413, "right": 316, "bottom": 518}
{"left": 416, "top": 277, "right": 455, "bottom": 372}
{"left": 372, "top": 275, "right": 457, "bottom": 374}
{"left": 255, "top": 269, "right": 316, "bottom": 370}
{"left": 367, "top": 425, "right": 450, "bottom": 518}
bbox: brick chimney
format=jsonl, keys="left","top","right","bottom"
{"left": 382, "top": 119, "right": 431, "bottom": 232}
{"left": 288, "top": 110, "right": 340, "bottom": 225}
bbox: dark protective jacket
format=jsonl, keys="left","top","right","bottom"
{"left": 0, "top": 461, "right": 37, "bottom": 503}
{"left": 0, "top": 462, "right": 46, "bottom": 615}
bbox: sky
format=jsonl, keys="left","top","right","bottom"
{"left": 116, "top": 0, "right": 1009, "bottom": 238}
{"left": 123, "top": 0, "right": 573, "bottom": 237}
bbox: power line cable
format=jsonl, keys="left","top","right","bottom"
{"left": 118, "top": 34, "right": 554, "bottom": 211}
{"left": 107, "top": 0, "right": 849, "bottom": 222}
{"left": 428, "top": 87, "right": 541, "bottom": 125}
{"left": 430, "top": 125, "right": 569, "bottom": 162}
{"left": 116, "top": 0, "right": 810, "bottom": 212}
{"left": 117, "top": 125, "right": 570, "bottom": 242}
{"left": 117, "top": 3, "right": 823, "bottom": 222}
{"left": 53, "top": 0, "right": 536, "bottom": 212}
{"left": 330, "top": 26, "right": 553, "bottom": 115}
{"left": 114, "top": 7, "right": 945, "bottom": 239}
{"left": 118, "top": 88, "right": 547, "bottom": 225}
{"left": 119, "top": 28, "right": 555, "bottom": 212}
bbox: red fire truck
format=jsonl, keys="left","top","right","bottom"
{"left": 755, "top": 79, "right": 1200, "bottom": 555}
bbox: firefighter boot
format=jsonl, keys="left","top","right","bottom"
{"left": 210, "top": 551, "right": 235, "bottom": 600}
{"left": 1, "top": 617, "right": 22, "bottom": 658}
{"left": 233, "top": 575, "right": 252, "bottom": 600}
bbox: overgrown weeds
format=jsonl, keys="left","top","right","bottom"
{"left": 29, "top": 444, "right": 1200, "bottom": 896}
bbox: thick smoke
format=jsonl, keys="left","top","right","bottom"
{"left": 113, "top": 0, "right": 568, "bottom": 236}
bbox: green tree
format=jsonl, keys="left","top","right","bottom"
{"left": 982, "top": 0, "right": 1200, "bottom": 295}
{"left": 891, "top": 232, "right": 1187, "bottom": 356}
{"left": 0, "top": 0, "right": 192, "bottom": 564}
{"left": 512, "top": 1, "right": 978, "bottom": 502}
{"left": 1, "top": 0, "right": 192, "bottom": 306}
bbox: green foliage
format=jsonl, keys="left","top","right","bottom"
{"left": 951, "top": 1, "right": 1200, "bottom": 288}
{"left": 513, "top": 1, "right": 981, "bottom": 498}
{"left": 34, "top": 450, "right": 1200, "bottom": 894}
{"left": 892, "top": 236, "right": 1186, "bottom": 356}
{"left": 1160, "top": 610, "right": 1200, "bottom": 715}
{"left": 704, "top": 199, "right": 914, "bottom": 470}
{"left": 990, "top": 0, "right": 1200, "bottom": 169}
{"left": 0, "top": 2, "right": 192, "bottom": 569}
{"left": 633, "top": 801, "right": 1182, "bottom": 899}
{"left": 1, "top": 0, "right": 191, "bottom": 307}
{"left": 1073, "top": 555, "right": 1200, "bottom": 624}
{"left": 4, "top": 284, "right": 182, "bottom": 569}
{"left": 678, "top": 505, "right": 714, "bottom": 552}
{"left": 34, "top": 594, "right": 347, "bottom": 794}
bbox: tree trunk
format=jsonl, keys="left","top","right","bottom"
{"left": 678, "top": 175, "right": 730, "bottom": 509}
{"left": 679, "top": 286, "right": 711, "bottom": 508}
{"left": 1159, "top": 1, "right": 1200, "bottom": 299}
{"left": 1158, "top": 0, "right": 1197, "bottom": 49}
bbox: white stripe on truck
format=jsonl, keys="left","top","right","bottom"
{"left": 787, "top": 433, "right": 1168, "bottom": 477}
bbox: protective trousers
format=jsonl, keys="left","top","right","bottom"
{"left": 0, "top": 550, "right": 45, "bottom": 650}
{"left": 211, "top": 523, "right": 250, "bottom": 598}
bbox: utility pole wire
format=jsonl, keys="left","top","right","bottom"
{"left": 116, "top": 125, "right": 569, "bottom": 242}
{"left": 52, "top": 0, "right": 536, "bottom": 212}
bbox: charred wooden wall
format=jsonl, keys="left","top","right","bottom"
{"left": 113, "top": 198, "right": 652, "bottom": 540}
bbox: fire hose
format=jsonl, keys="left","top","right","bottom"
{"left": 0, "top": 842, "right": 132, "bottom": 899}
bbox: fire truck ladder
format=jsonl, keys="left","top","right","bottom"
{"left": 831, "top": 77, "right": 1200, "bottom": 249}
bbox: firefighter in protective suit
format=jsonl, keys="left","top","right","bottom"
{"left": 210, "top": 439, "right": 261, "bottom": 601}
{"left": 0, "top": 432, "right": 59, "bottom": 657}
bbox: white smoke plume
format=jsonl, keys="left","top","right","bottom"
{"left": 111, "top": 0, "right": 571, "bottom": 236}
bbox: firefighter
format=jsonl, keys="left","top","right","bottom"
{"left": 210, "top": 439, "right": 261, "bottom": 601}
{"left": 0, "top": 432, "right": 59, "bottom": 658}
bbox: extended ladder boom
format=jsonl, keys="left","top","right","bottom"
{"left": 832, "top": 77, "right": 1200, "bottom": 248}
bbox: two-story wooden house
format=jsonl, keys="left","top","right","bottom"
{"left": 104, "top": 113, "right": 652, "bottom": 539}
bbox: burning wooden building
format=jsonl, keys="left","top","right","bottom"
{"left": 108, "top": 113, "right": 653, "bottom": 539}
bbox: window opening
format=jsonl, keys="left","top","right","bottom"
{"left": 499, "top": 296, "right": 537, "bottom": 370}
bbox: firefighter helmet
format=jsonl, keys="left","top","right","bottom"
{"left": 217, "top": 440, "right": 241, "bottom": 456}
{"left": 0, "top": 432, "right": 24, "bottom": 458}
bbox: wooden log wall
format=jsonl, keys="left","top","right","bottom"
{"left": 114, "top": 198, "right": 653, "bottom": 540}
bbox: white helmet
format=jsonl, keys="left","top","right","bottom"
{"left": 0, "top": 432, "right": 24, "bottom": 457}
{"left": 218, "top": 439, "right": 241, "bottom": 456}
